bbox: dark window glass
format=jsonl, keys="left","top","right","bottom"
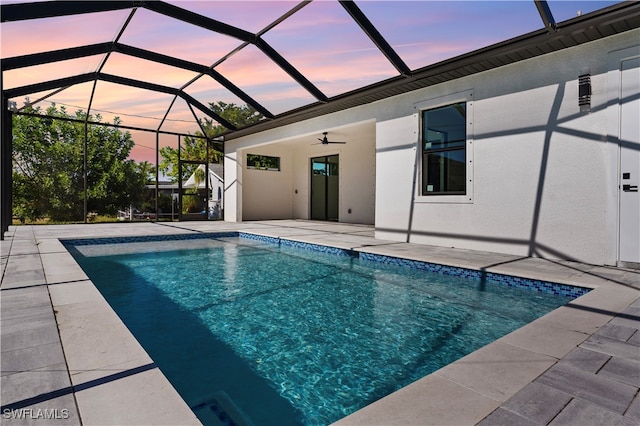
{"left": 247, "top": 154, "right": 280, "bottom": 171}
{"left": 422, "top": 103, "right": 466, "bottom": 195}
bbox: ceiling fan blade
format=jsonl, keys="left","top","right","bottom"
{"left": 312, "top": 132, "right": 347, "bottom": 145}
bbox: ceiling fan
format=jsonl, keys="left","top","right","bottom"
{"left": 314, "top": 132, "right": 346, "bottom": 145}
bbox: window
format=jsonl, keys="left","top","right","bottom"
{"left": 421, "top": 102, "right": 467, "bottom": 195}
{"left": 246, "top": 154, "right": 280, "bottom": 171}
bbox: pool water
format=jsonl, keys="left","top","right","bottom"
{"left": 70, "top": 236, "right": 574, "bottom": 425}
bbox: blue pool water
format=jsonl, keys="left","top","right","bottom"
{"left": 67, "top": 235, "right": 581, "bottom": 425}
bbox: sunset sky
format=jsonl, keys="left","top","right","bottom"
{"left": 1, "top": 0, "right": 620, "bottom": 163}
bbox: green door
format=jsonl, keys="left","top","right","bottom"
{"left": 311, "top": 155, "right": 339, "bottom": 221}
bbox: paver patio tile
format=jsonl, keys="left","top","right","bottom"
{"left": 556, "top": 347, "right": 610, "bottom": 373}
{"left": 595, "top": 323, "right": 637, "bottom": 342}
{"left": 74, "top": 367, "right": 199, "bottom": 426}
{"left": 549, "top": 398, "right": 638, "bottom": 426}
{"left": 536, "top": 303, "right": 614, "bottom": 336}
{"left": 40, "top": 252, "right": 88, "bottom": 284}
{"left": 435, "top": 341, "right": 556, "bottom": 402}
{"left": 579, "top": 334, "right": 640, "bottom": 361}
{"left": 537, "top": 362, "right": 637, "bottom": 414}
{"left": 1, "top": 341, "right": 66, "bottom": 374}
{"left": 48, "top": 280, "right": 103, "bottom": 306}
{"left": 597, "top": 356, "right": 640, "bottom": 387}
{"left": 54, "top": 301, "right": 153, "bottom": 382}
{"left": 476, "top": 407, "right": 539, "bottom": 426}
{"left": 1, "top": 254, "right": 45, "bottom": 288}
{"left": 0, "top": 363, "right": 71, "bottom": 406}
{"left": 500, "top": 381, "right": 573, "bottom": 424}
{"left": 1, "top": 312, "right": 57, "bottom": 342}
{"left": 35, "top": 238, "right": 68, "bottom": 254}
{"left": 0, "top": 395, "right": 81, "bottom": 426}
{"left": 0, "top": 287, "right": 51, "bottom": 320}
{"left": 626, "top": 393, "right": 640, "bottom": 420}
{"left": 497, "top": 319, "right": 589, "bottom": 359}
{"left": 628, "top": 330, "right": 640, "bottom": 346}
{"left": 333, "top": 374, "right": 498, "bottom": 426}
{"left": 608, "top": 305, "right": 640, "bottom": 330}
{"left": 1, "top": 318, "right": 61, "bottom": 353}
{"left": 8, "top": 239, "right": 40, "bottom": 256}
{"left": 566, "top": 286, "right": 640, "bottom": 312}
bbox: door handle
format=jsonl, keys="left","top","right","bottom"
{"left": 623, "top": 184, "right": 638, "bottom": 192}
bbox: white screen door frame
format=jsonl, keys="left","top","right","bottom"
{"left": 610, "top": 47, "right": 640, "bottom": 267}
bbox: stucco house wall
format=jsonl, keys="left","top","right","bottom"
{"left": 375, "top": 30, "right": 638, "bottom": 265}
{"left": 227, "top": 120, "right": 376, "bottom": 224}
{"left": 241, "top": 145, "right": 294, "bottom": 221}
{"left": 288, "top": 121, "right": 376, "bottom": 224}
{"left": 224, "top": 29, "right": 639, "bottom": 265}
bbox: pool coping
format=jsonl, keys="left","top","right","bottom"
{"left": 61, "top": 231, "right": 592, "bottom": 299}
{"left": 1, "top": 221, "right": 638, "bottom": 425}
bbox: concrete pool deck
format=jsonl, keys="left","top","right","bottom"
{"left": 1, "top": 220, "right": 638, "bottom": 425}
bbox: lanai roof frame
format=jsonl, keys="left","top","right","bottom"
{"left": 2, "top": 0, "right": 639, "bottom": 238}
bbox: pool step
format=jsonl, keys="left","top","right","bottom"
{"left": 191, "top": 391, "right": 254, "bottom": 426}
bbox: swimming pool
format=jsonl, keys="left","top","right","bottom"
{"left": 65, "top": 233, "right": 588, "bottom": 425}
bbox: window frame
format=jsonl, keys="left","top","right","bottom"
{"left": 246, "top": 153, "right": 281, "bottom": 171}
{"left": 415, "top": 90, "right": 474, "bottom": 204}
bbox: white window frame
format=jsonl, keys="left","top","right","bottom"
{"left": 414, "top": 89, "right": 474, "bottom": 204}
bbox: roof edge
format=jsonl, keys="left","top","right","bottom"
{"left": 224, "top": 1, "right": 640, "bottom": 141}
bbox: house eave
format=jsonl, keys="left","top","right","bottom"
{"left": 224, "top": 1, "right": 640, "bottom": 141}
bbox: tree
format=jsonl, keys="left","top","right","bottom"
{"left": 159, "top": 101, "right": 263, "bottom": 182}
{"left": 136, "top": 161, "right": 155, "bottom": 184}
{"left": 12, "top": 103, "right": 148, "bottom": 222}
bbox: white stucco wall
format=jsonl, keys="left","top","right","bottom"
{"left": 241, "top": 146, "right": 294, "bottom": 221}
{"left": 225, "top": 29, "right": 639, "bottom": 265}
{"left": 223, "top": 150, "right": 241, "bottom": 222}
{"left": 226, "top": 120, "right": 376, "bottom": 224}
{"left": 290, "top": 122, "right": 376, "bottom": 224}
{"left": 375, "top": 30, "right": 638, "bottom": 265}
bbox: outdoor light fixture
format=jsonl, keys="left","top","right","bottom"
{"left": 578, "top": 73, "right": 592, "bottom": 112}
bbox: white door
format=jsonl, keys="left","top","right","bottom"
{"left": 619, "top": 56, "right": 640, "bottom": 266}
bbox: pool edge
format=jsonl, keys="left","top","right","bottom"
{"left": 61, "top": 230, "right": 599, "bottom": 425}
{"left": 3, "top": 222, "right": 636, "bottom": 426}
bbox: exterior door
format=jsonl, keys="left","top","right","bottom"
{"left": 311, "top": 155, "right": 339, "bottom": 221}
{"left": 619, "top": 56, "right": 640, "bottom": 266}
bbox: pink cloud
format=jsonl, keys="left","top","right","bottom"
{"left": 3, "top": 56, "right": 104, "bottom": 90}
{"left": 1, "top": 10, "right": 131, "bottom": 57}
{"left": 2, "top": 0, "right": 575, "bottom": 148}
{"left": 118, "top": 8, "right": 243, "bottom": 65}
{"left": 167, "top": 0, "right": 297, "bottom": 33}
{"left": 100, "top": 53, "right": 201, "bottom": 88}
{"left": 216, "top": 44, "right": 296, "bottom": 88}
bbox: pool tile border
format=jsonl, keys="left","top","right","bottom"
{"left": 60, "top": 232, "right": 239, "bottom": 246}
{"left": 240, "top": 232, "right": 356, "bottom": 257}
{"left": 62, "top": 231, "right": 590, "bottom": 300}
{"left": 358, "top": 252, "right": 591, "bottom": 299}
